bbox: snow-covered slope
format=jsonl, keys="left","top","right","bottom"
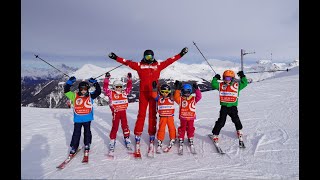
{"left": 21, "top": 68, "right": 299, "bottom": 179}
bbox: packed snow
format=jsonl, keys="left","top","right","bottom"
{"left": 21, "top": 66, "right": 299, "bottom": 179}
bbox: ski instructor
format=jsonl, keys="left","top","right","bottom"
{"left": 108, "top": 47, "right": 188, "bottom": 156}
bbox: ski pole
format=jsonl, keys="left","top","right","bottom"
{"left": 93, "top": 64, "right": 124, "bottom": 79}
{"left": 34, "top": 54, "right": 70, "bottom": 77}
{"left": 193, "top": 41, "right": 217, "bottom": 75}
{"left": 246, "top": 68, "right": 289, "bottom": 74}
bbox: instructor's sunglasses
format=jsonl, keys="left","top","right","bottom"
{"left": 115, "top": 86, "right": 122, "bottom": 88}
{"left": 144, "top": 55, "right": 154, "bottom": 61}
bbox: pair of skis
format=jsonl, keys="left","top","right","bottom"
{"left": 56, "top": 147, "right": 89, "bottom": 169}
{"left": 208, "top": 134, "right": 246, "bottom": 154}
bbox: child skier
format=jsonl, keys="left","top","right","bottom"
{"left": 63, "top": 76, "right": 101, "bottom": 162}
{"left": 173, "top": 80, "right": 202, "bottom": 155}
{"left": 151, "top": 81, "right": 176, "bottom": 154}
{"left": 210, "top": 70, "right": 248, "bottom": 148}
{"left": 103, "top": 72, "right": 133, "bottom": 155}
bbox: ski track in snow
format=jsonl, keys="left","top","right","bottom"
{"left": 21, "top": 71, "right": 299, "bottom": 179}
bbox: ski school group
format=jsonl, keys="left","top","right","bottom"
{"left": 58, "top": 46, "right": 248, "bottom": 168}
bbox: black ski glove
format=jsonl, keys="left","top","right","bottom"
{"left": 108, "top": 52, "right": 117, "bottom": 60}
{"left": 193, "top": 83, "right": 198, "bottom": 90}
{"left": 127, "top": 72, "right": 132, "bottom": 79}
{"left": 180, "top": 47, "right": 188, "bottom": 57}
{"left": 152, "top": 81, "right": 157, "bottom": 89}
{"left": 105, "top": 72, "right": 111, "bottom": 78}
{"left": 214, "top": 74, "right": 221, "bottom": 80}
{"left": 237, "top": 71, "right": 246, "bottom": 78}
{"left": 174, "top": 80, "right": 182, "bottom": 90}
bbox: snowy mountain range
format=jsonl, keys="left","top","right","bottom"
{"left": 21, "top": 58, "right": 299, "bottom": 108}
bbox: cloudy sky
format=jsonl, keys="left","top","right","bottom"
{"left": 22, "top": 0, "right": 299, "bottom": 68}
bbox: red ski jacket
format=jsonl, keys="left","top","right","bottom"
{"left": 115, "top": 54, "right": 182, "bottom": 91}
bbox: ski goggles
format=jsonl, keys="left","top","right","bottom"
{"left": 144, "top": 54, "right": 154, "bottom": 61}
{"left": 80, "top": 86, "right": 88, "bottom": 91}
{"left": 224, "top": 76, "right": 232, "bottom": 81}
{"left": 115, "top": 86, "right": 123, "bottom": 88}
{"left": 160, "top": 90, "right": 171, "bottom": 94}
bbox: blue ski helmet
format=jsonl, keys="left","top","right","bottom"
{"left": 181, "top": 84, "right": 192, "bottom": 97}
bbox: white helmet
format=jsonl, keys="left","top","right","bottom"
{"left": 113, "top": 80, "right": 124, "bottom": 90}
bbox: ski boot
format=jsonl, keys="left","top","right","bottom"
{"left": 188, "top": 138, "right": 196, "bottom": 154}
{"left": 84, "top": 144, "right": 90, "bottom": 155}
{"left": 107, "top": 139, "right": 116, "bottom": 158}
{"left": 69, "top": 146, "right": 77, "bottom": 158}
{"left": 188, "top": 138, "right": 194, "bottom": 146}
{"left": 82, "top": 144, "right": 90, "bottom": 163}
{"left": 163, "top": 139, "right": 175, "bottom": 153}
{"left": 237, "top": 130, "right": 243, "bottom": 141}
{"left": 109, "top": 139, "right": 116, "bottom": 151}
{"left": 148, "top": 135, "right": 155, "bottom": 157}
{"left": 156, "top": 140, "right": 163, "bottom": 154}
{"left": 212, "top": 135, "right": 219, "bottom": 144}
{"left": 237, "top": 130, "right": 246, "bottom": 148}
{"left": 134, "top": 135, "right": 141, "bottom": 158}
{"left": 178, "top": 138, "right": 184, "bottom": 155}
{"left": 168, "top": 139, "right": 175, "bottom": 148}
{"left": 124, "top": 136, "right": 132, "bottom": 150}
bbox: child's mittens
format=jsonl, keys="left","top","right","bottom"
{"left": 66, "top": 76, "right": 76, "bottom": 85}
{"left": 127, "top": 72, "right": 132, "bottom": 79}
{"left": 192, "top": 83, "right": 199, "bottom": 90}
{"left": 174, "top": 80, "right": 182, "bottom": 90}
{"left": 214, "top": 74, "right": 221, "bottom": 80}
{"left": 89, "top": 78, "right": 97, "bottom": 84}
{"left": 105, "top": 72, "right": 111, "bottom": 78}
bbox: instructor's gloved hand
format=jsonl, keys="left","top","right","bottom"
{"left": 105, "top": 72, "right": 111, "bottom": 78}
{"left": 214, "top": 74, "right": 221, "bottom": 80}
{"left": 174, "top": 80, "right": 182, "bottom": 90}
{"left": 192, "top": 83, "right": 199, "bottom": 90}
{"left": 89, "top": 78, "right": 97, "bottom": 84}
{"left": 66, "top": 76, "right": 76, "bottom": 85}
{"left": 180, "top": 47, "right": 188, "bottom": 57}
{"left": 127, "top": 72, "right": 132, "bottom": 79}
{"left": 152, "top": 81, "right": 157, "bottom": 89}
{"left": 108, "top": 52, "right": 117, "bottom": 60}
{"left": 237, "top": 71, "right": 246, "bottom": 78}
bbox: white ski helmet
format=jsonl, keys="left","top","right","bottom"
{"left": 113, "top": 80, "right": 124, "bottom": 90}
